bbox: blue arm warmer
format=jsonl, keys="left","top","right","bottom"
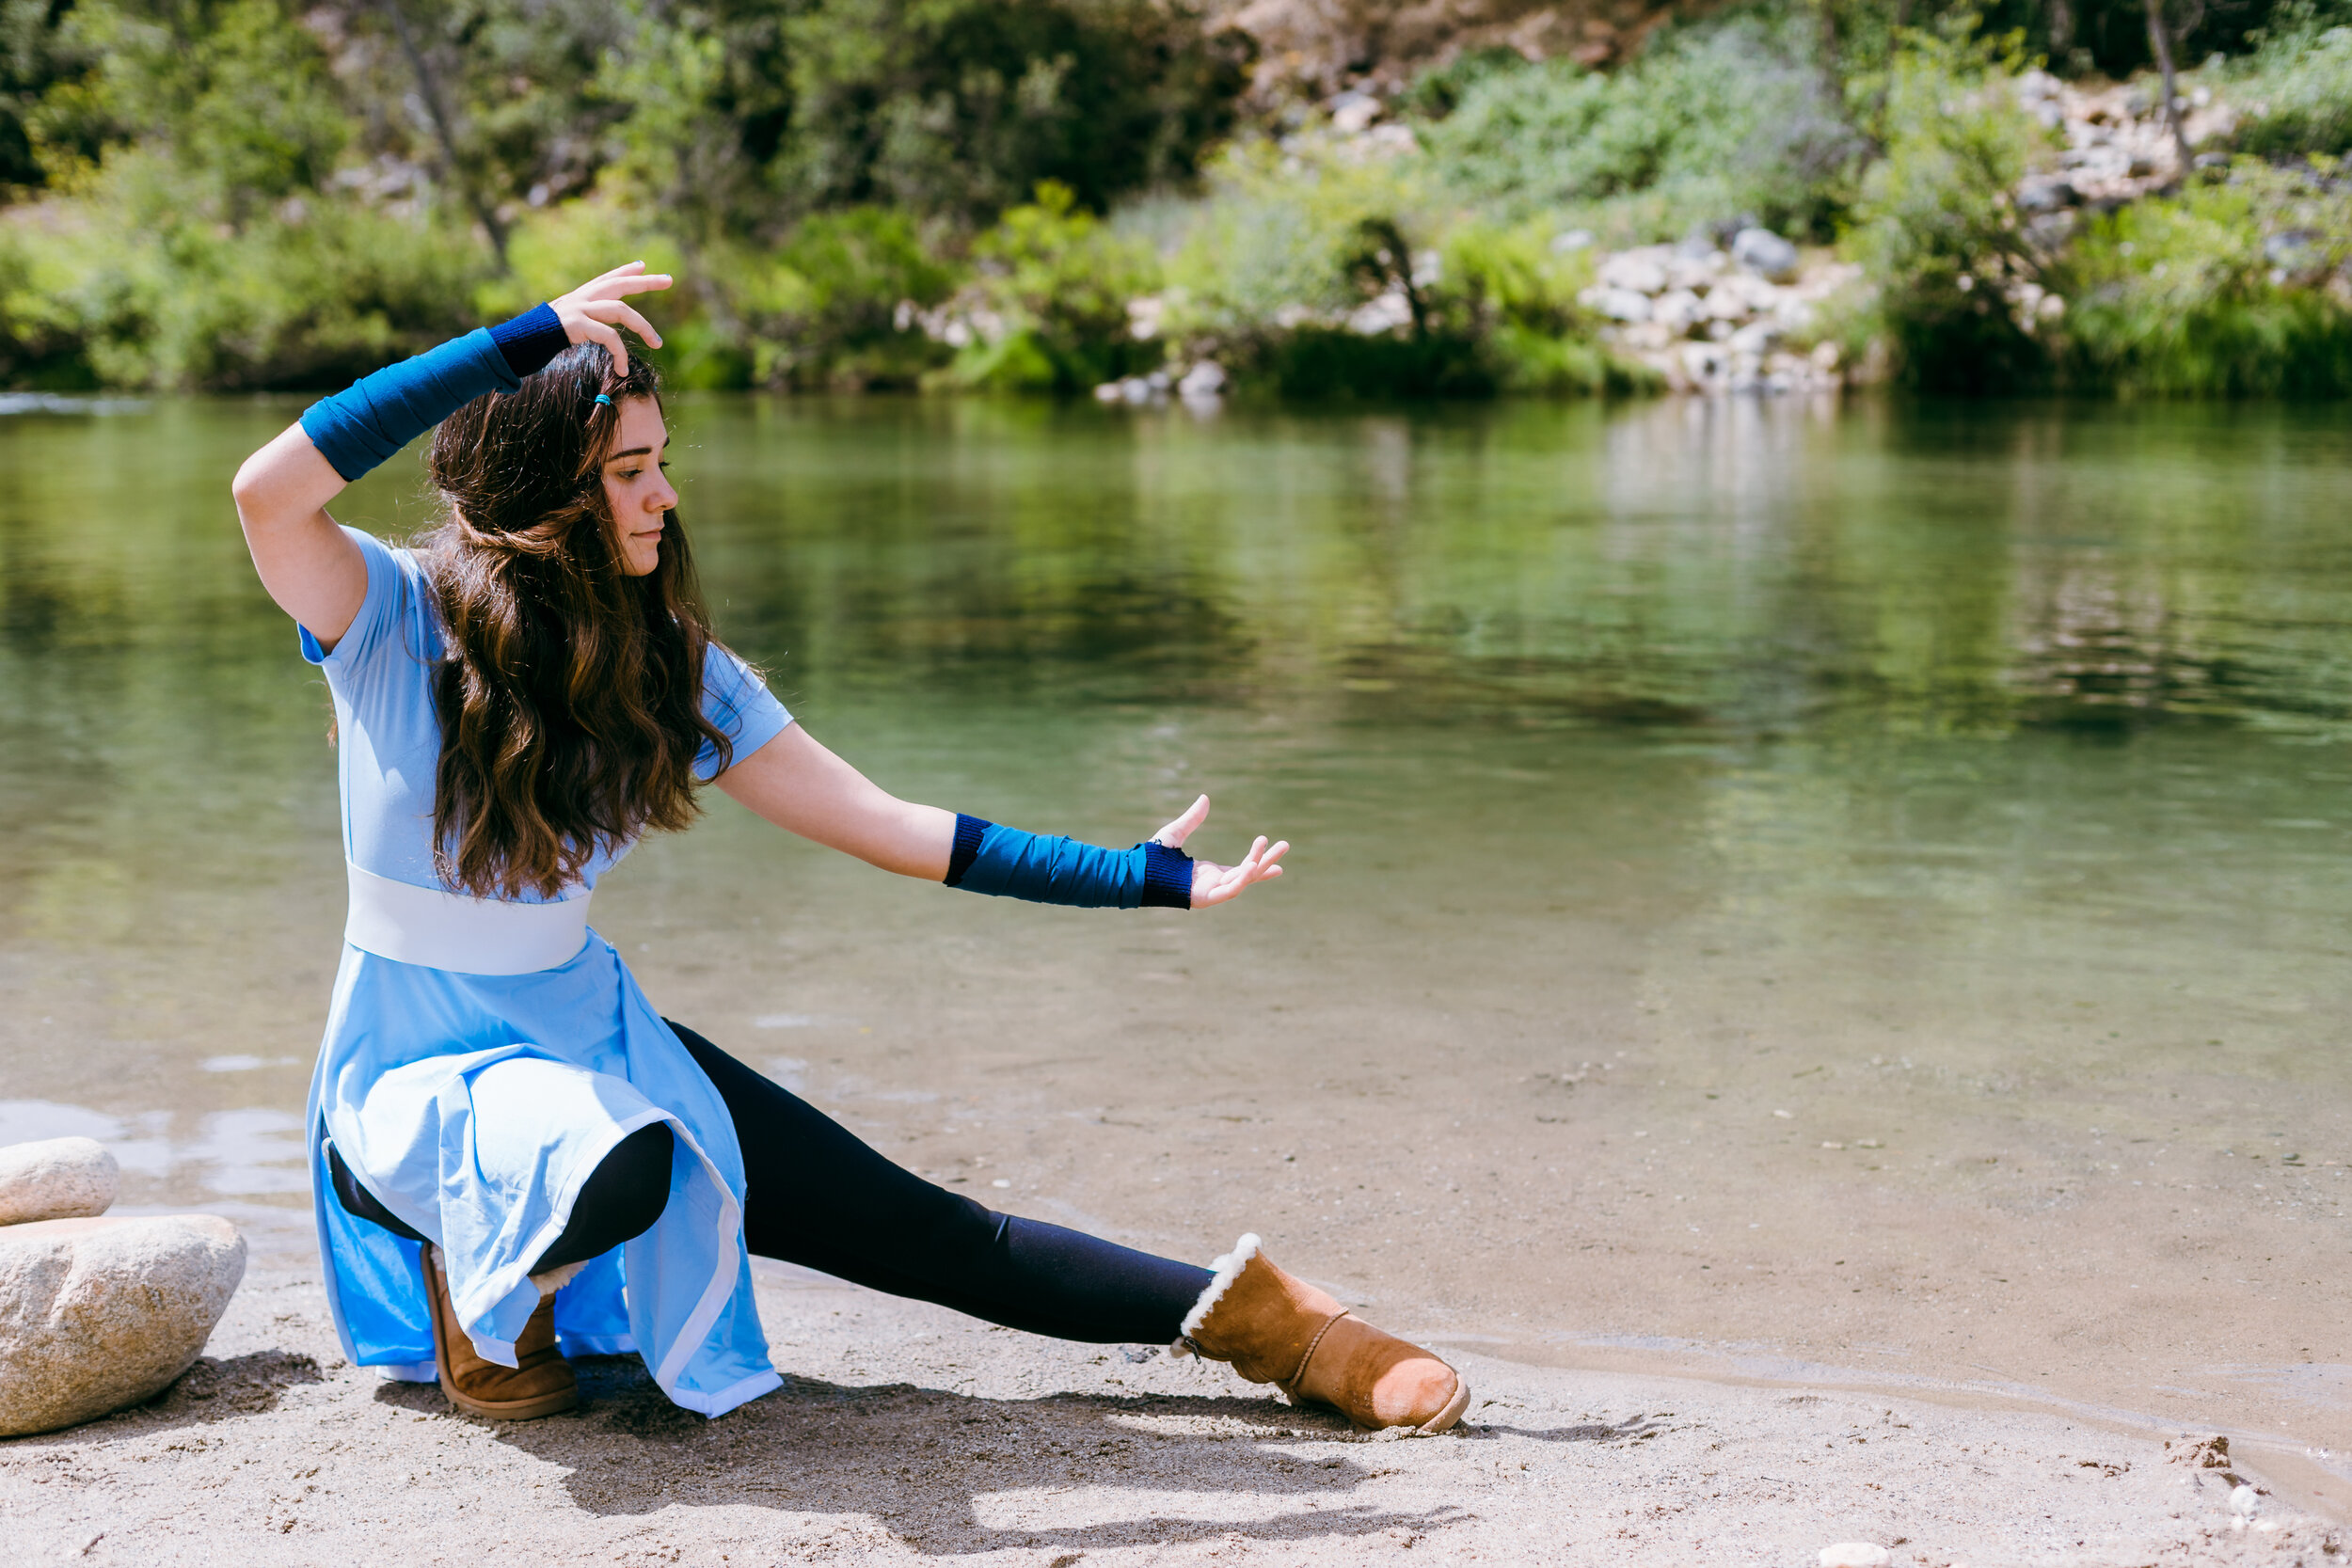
{"left": 299, "top": 304, "right": 572, "bottom": 483}
{"left": 945, "top": 814, "right": 1193, "bottom": 910}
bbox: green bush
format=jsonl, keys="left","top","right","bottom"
{"left": 949, "top": 181, "right": 1161, "bottom": 392}
{"left": 750, "top": 208, "right": 956, "bottom": 389}
{"left": 1161, "top": 138, "right": 1433, "bottom": 341}
{"left": 1158, "top": 141, "right": 1635, "bottom": 399}
{"left": 2230, "top": 19, "right": 2352, "bottom": 159}
{"left": 1433, "top": 219, "right": 1645, "bottom": 394}
{"left": 0, "top": 147, "right": 493, "bottom": 390}
{"left": 1843, "top": 24, "right": 2054, "bottom": 391}
{"left": 2052, "top": 162, "right": 2352, "bottom": 395}
{"left": 779, "top": 0, "right": 1250, "bottom": 226}
{"left": 1413, "top": 14, "right": 1867, "bottom": 243}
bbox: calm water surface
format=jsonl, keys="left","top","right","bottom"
{"left": 4, "top": 394, "right": 2350, "bottom": 1456}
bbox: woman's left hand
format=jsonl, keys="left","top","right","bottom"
{"left": 550, "top": 261, "right": 673, "bottom": 375}
{"left": 1151, "top": 795, "right": 1288, "bottom": 908}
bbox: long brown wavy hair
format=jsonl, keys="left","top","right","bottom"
{"left": 419, "top": 343, "right": 732, "bottom": 900}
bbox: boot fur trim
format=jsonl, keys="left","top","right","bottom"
{"left": 1169, "top": 1232, "right": 1261, "bottom": 1355}
{"left": 530, "top": 1259, "right": 589, "bottom": 1298}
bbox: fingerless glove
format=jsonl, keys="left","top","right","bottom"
{"left": 300, "top": 304, "right": 571, "bottom": 483}
{"left": 944, "top": 814, "right": 1192, "bottom": 910}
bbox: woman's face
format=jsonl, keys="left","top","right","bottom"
{"left": 600, "top": 396, "right": 676, "bottom": 578}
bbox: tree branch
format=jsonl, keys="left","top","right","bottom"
{"left": 378, "top": 0, "right": 508, "bottom": 270}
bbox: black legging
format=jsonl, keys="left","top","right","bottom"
{"left": 328, "top": 1022, "right": 1212, "bottom": 1343}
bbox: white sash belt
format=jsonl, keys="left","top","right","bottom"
{"left": 343, "top": 862, "right": 592, "bottom": 975}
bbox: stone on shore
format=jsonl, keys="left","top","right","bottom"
{"left": 1731, "top": 227, "right": 1801, "bottom": 282}
{"left": 0, "top": 1137, "right": 119, "bottom": 1226}
{"left": 0, "top": 1213, "right": 246, "bottom": 1436}
{"left": 1819, "top": 1545, "right": 1892, "bottom": 1568}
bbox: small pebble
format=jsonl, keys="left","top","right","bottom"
{"left": 1820, "top": 1545, "right": 1891, "bottom": 1568}
{"left": 2231, "top": 1483, "right": 2261, "bottom": 1517}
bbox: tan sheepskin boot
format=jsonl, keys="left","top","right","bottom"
{"left": 1173, "top": 1234, "right": 1470, "bottom": 1433}
{"left": 422, "top": 1245, "right": 579, "bottom": 1420}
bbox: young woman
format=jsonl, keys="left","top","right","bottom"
{"left": 230, "top": 262, "right": 1469, "bottom": 1433}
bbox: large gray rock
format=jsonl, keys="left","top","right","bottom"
{"left": 0, "top": 1137, "right": 119, "bottom": 1226}
{"left": 1731, "top": 227, "right": 1802, "bottom": 283}
{"left": 0, "top": 1214, "right": 246, "bottom": 1435}
{"left": 2015, "top": 173, "right": 2081, "bottom": 214}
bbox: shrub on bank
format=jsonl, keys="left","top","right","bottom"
{"left": 1413, "top": 15, "right": 1867, "bottom": 244}
{"left": 947, "top": 182, "right": 1163, "bottom": 393}
{"left": 1840, "top": 25, "right": 2054, "bottom": 391}
{"left": 1159, "top": 138, "right": 1436, "bottom": 343}
{"left": 2228, "top": 15, "right": 2352, "bottom": 159}
{"left": 750, "top": 209, "right": 958, "bottom": 390}
{"left": 1, "top": 152, "right": 491, "bottom": 390}
{"left": 1152, "top": 142, "right": 1644, "bottom": 399}
{"left": 2053, "top": 162, "right": 2352, "bottom": 395}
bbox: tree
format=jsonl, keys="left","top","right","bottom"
{"left": 779, "top": 0, "right": 1251, "bottom": 226}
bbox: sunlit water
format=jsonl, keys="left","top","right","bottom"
{"left": 5, "top": 394, "right": 2350, "bottom": 1460}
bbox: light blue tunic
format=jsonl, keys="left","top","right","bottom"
{"left": 300, "top": 527, "right": 794, "bottom": 1418}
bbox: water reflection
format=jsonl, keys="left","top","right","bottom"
{"left": 4, "top": 391, "right": 2351, "bottom": 1441}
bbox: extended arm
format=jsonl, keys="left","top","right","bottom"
{"left": 714, "top": 724, "right": 1288, "bottom": 909}
{"left": 227, "top": 263, "right": 671, "bottom": 651}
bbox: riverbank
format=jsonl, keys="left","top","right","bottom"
{"left": 5, "top": 2, "right": 2349, "bottom": 400}
{"left": 0, "top": 1230, "right": 2334, "bottom": 1565}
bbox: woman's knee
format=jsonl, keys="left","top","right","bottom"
{"left": 533, "top": 1120, "right": 675, "bottom": 1271}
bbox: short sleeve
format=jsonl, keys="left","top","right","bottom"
{"left": 697, "top": 644, "right": 791, "bottom": 781}
{"left": 298, "top": 527, "right": 431, "bottom": 679}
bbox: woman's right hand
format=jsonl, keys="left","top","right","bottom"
{"left": 549, "top": 262, "right": 673, "bottom": 376}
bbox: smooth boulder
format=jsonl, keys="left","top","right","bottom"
{"left": 0, "top": 1137, "right": 119, "bottom": 1226}
{"left": 0, "top": 1214, "right": 246, "bottom": 1435}
{"left": 1731, "top": 226, "right": 1801, "bottom": 283}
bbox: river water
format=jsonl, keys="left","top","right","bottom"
{"left": 4, "top": 393, "right": 2349, "bottom": 1465}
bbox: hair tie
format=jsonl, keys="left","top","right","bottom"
{"left": 593, "top": 393, "right": 612, "bottom": 407}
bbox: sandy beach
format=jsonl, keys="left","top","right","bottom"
{"left": 1, "top": 1212, "right": 2341, "bottom": 1567}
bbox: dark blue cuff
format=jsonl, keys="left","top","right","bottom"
{"left": 1141, "top": 841, "right": 1192, "bottom": 909}
{"left": 487, "top": 303, "right": 569, "bottom": 378}
{"left": 945, "top": 813, "right": 990, "bottom": 887}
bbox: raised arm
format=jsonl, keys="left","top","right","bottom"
{"left": 228, "top": 262, "right": 672, "bottom": 651}
{"left": 230, "top": 424, "right": 366, "bottom": 648}
{"left": 715, "top": 724, "right": 1287, "bottom": 909}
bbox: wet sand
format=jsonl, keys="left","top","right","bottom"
{"left": 0, "top": 1231, "right": 2334, "bottom": 1565}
